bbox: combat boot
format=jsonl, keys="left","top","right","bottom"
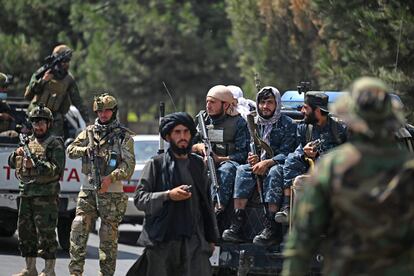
{"left": 12, "top": 257, "right": 38, "bottom": 276}
{"left": 253, "top": 214, "right": 282, "bottom": 248}
{"left": 222, "top": 209, "right": 246, "bottom": 243}
{"left": 274, "top": 205, "right": 290, "bottom": 224}
{"left": 38, "top": 259, "right": 56, "bottom": 276}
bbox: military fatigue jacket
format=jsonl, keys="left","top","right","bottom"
{"left": 67, "top": 119, "right": 135, "bottom": 192}
{"left": 8, "top": 134, "right": 65, "bottom": 196}
{"left": 282, "top": 138, "right": 414, "bottom": 276}
{"left": 25, "top": 72, "right": 89, "bottom": 121}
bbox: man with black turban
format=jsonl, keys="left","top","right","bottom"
{"left": 129, "top": 112, "right": 219, "bottom": 276}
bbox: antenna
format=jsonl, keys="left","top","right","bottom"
{"left": 162, "top": 81, "right": 177, "bottom": 111}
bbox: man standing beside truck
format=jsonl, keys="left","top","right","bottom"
{"left": 8, "top": 105, "right": 65, "bottom": 276}
{"left": 67, "top": 93, "right": 135, "bottom": 276}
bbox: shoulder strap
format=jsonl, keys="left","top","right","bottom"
{"left": 306, "top": 124, "right": 313, "bottom": 144}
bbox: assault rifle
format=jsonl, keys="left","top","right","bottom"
{"left": 304, "top": 138, "right": 323, "bottom": 171}
{"left": 246, "top": 112, "right": 274, "bottom": 218}
{"left": 34, "top": 49, "right": 73, "bottom": 80}
{"left": 18, "top": 133, "right": 37, "bottom": 169}
{"left": 87, "top": 129, "right": 101, "bottom": 190}
{"left": 197, "top": 111, "right": 221, "bottom": 209}
{"left": 310, "top": 138, "right": 323, "bottom": 153}
{"left": 18, "top": 133, "right": 37, "bottom": 184}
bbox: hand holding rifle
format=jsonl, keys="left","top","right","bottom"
{"left": 18, "top": 133, "right": 37, "bottom": 169}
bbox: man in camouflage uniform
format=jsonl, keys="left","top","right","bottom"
{"left": 0, "top": 72, "right": 17, "bottom": 134}
{"left": 222, "top": 86, "right": 297, "bottom": 246}
{"left": 282, "top": 77, "right": 414, "bottom": 275}
{"left": 192, "top": 85, "right": 250, "bottom": 215}
{"left": 67, "top": 93, "right": 135, "bottom": 276}
{"left": 24, "top": 44, "right": 89, "bottom": 137}
{"left": 273, "top": 92, "right": 348, "bottom": 224}
{"left": 8, "top": 105, "right": 66, "bottom": 276}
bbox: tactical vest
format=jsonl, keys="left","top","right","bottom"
{"left": 15, "top": 135, "right": 60, "bottom": 183}
{"left": 35, "top": 74, "right": 72, "bottom": 114}
{"left": 208, "top": 115, "right": 238, "bottom": 157}
{"left": 81, "top": 125, "right": 125, "bottom": 177}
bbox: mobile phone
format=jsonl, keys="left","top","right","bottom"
{"left": 183, "top": 185, "right": 192, "bottom": 192}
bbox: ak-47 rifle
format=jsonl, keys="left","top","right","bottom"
{"left": 251, "top": 73, "right": 275, "bottom": 217}
{"left": 87, "top": 128, "right": 101, "bottom": 190}
{"left": 246, "top": 112, "right": 274, "bottom": 217}
{"left": 304, "top": 138, "right": 323, "bottom": 171}
{"left": 197, "top": 110, "right": 221, "bottom": 209}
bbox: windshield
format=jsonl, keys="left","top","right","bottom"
{"left": 134, "top": 140, "right": 160, "bottom": 164}
{"left": 282, "top": 101, "right": 303, "bottom": 110}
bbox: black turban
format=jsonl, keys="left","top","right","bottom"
{"left": 159, "top": 112, "right": 197, "bottom": 140}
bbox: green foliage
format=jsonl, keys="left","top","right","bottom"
{"left": 1, "top": 0, "right": 413, "bottom": 122}
{"left": 310, "top": 0, "right": 414, "bottom": 119}
{"left": 0, "top": 0, "right": 239, "bottom": 121}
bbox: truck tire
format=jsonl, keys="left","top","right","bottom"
{"left": 58, "top": 216, "right": 73, "bottom": 252}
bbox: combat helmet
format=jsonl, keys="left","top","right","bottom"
{"left": 29, "top": 103, "right": 54, "bottom": 122}
{"left": 331, "top": 77, "right": 405, "bottom": 137}
{"left": 93, "top": 93, "right": 117, "bottom": 112}
{"left": 52, "top": 44, "right": 72, "bottom": 56}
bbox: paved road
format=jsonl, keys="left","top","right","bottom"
{"left": 0, "top": 224, "right": 144, "bottom": 276}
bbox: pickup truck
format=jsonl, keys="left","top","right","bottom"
{"left": 0, "top": 98, "right": 87, "bottom": 251}
{"left": 211, "top": 90, "right": 413, "bottom": 276}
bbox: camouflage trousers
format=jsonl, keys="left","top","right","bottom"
{"left": 212, "top": 160, "right": 238, "bottom": 208}
{"left": 233, "top": 164, "right": 284, "bottom": 205}
{"left": 17, "top": 195, "right": 59, "bottom": 259}
{"left": 69, "top": 190, "right": 128, "bottom": 276}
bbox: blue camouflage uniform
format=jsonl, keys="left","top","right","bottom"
{"left": 234, "top": 114, "right": 297, "bottom": 205}
{"left": 278, "top": 117, "right": 348, "bottom": 191}
{"left": 197, "top": 112, "right": 250, "bottom": 208}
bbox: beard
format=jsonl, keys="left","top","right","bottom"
{"left": 170, "top": 140, "right": 192, "bottom": 156}
{"left": 208, "top": 104, "right": 225, "bottom": 120}
{"left": 304, "top": 111, "right": 318, "bottom": 124}
{"left": 258, "top": 109, "right": 274, "bottom": 119}
{"left": 34, "top": 131, "right": 48, "bottom": 139}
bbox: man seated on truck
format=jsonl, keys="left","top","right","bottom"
{"left": 274, "top": 92, "right": 348, "bottom": 224}
{"left": 192, "top": 85, "right": 250, "bottom": 216}
{"left": 222, "top": 86, "right": 297, "bottom": 246}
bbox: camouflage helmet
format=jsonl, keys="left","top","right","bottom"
{"left": 52, "top": 44, "right": 72, "bottom": 55}
{"left": 331, "top": 77, "right": 405, "bottom": 136}
{"left": 29, "top": 104, "right": 54, "bottom": 122}
{"left": 93, "top": 93, "right": 117, "bottom": 112}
